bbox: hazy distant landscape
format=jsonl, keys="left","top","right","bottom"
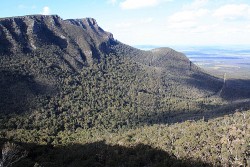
{"left": 137, "top": 45, "right": 250, "bottom": 79}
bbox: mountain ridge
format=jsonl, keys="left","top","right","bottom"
{"left": 0, "top": 14, "right": 224, "bottom": 131}
{"left": 1, "top": 15, "right": 250, "bottom": 167}
{"left": 0, "top": 15, "right": 115, "bottom": 68}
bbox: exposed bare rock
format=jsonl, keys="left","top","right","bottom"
{"left": 0, "top": 15, "right": 115, "bottom": 67}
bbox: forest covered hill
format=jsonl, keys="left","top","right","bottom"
{"left": 0, "top": 15, "right": 249, "bottom": 166}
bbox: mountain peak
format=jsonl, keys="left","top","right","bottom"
{"left": 83, "top": 18, "right": 98, "bottom": 26}
{"left": 0, "top": 15, "right": 115, "bottom": 67}
{"left": 150, "top": 47, "right": 174, "bottom": 53}
{"left": 0, "top": 15, "right": 225, "bottom": 140}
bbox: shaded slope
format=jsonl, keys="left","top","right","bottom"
{"left": 111, "top": 43, "right": 223, "bottom": 98}
{"left": 0, "top": 140, "right": 211, "bottom": 167}
{"left": 0, "top": 70, "right": 56, "bottom": 115}
{"left": 0, "top": 15, "right": 226, "bottom": 131}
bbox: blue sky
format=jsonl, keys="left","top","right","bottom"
{"left": 1, "top": 0, "right": 250, "bottom": 46}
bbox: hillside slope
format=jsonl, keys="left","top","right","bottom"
{"left": 0, "top": 15, "right": 223, "bottom": 131}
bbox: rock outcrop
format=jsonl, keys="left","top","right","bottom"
{"left": 0, "top": 15, "right": 115, "bottom": 66}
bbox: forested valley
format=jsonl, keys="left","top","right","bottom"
{"left": 0, "top": 15, "right": 249, "bottom": 166}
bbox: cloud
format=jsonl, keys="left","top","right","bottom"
{"left": 140, "top": 17, "right": 154, "bottom": 23}
{"left": 41, "top": 6, "right": 50, "bottom": 15}
{"left": 183, "top": 0, "right": 209, "bottom": 10}
{"left": 166, "top": 7, "right": 210, "bottom": 33}
{"left": 191, "top": 24, "right": 217, "bottom": 33}
{"left": 120, "top": 0, "right": 171, "bottom": 10}
{"left": 165, "top": 0, "right": 211, "bottom": 32}
{"left": 167, "top": 21, "right": 196, "bottom": 29}
{"left": 213, "top": 4, "right": 250, "bottom": 20}
{"left": 168, "top": 9, "right": 209, "bottom": 23}
{"left": 113, "top": 1, "right": 250, "bottom": 45}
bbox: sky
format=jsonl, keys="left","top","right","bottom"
{"left": 1, "top": 0, "right": 250, "bottom": 46}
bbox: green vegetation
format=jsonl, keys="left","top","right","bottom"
{"left": 1, "top": 45, "right": 249, "bottom": 166}
{"left": 0, "top": 110, "right": 249, "bottom": 166}
{"left": 0, "top": 15, "right": 249, "bottom": 166}
{"left": 0, "top": 45, "right": 225, "bottom": 132}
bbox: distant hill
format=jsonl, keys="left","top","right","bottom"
{"left": 0, "top": 15, "right": 223, "bottom": 131}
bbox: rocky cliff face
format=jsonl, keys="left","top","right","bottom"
{"left": 0, "top": 15, "right": 224, "bottom": 131}
{"left": 0, "top": 15, "right": 195, "bottom": 72}
{"left": 0, "top": 15, "right": 115, "bottom": 65}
